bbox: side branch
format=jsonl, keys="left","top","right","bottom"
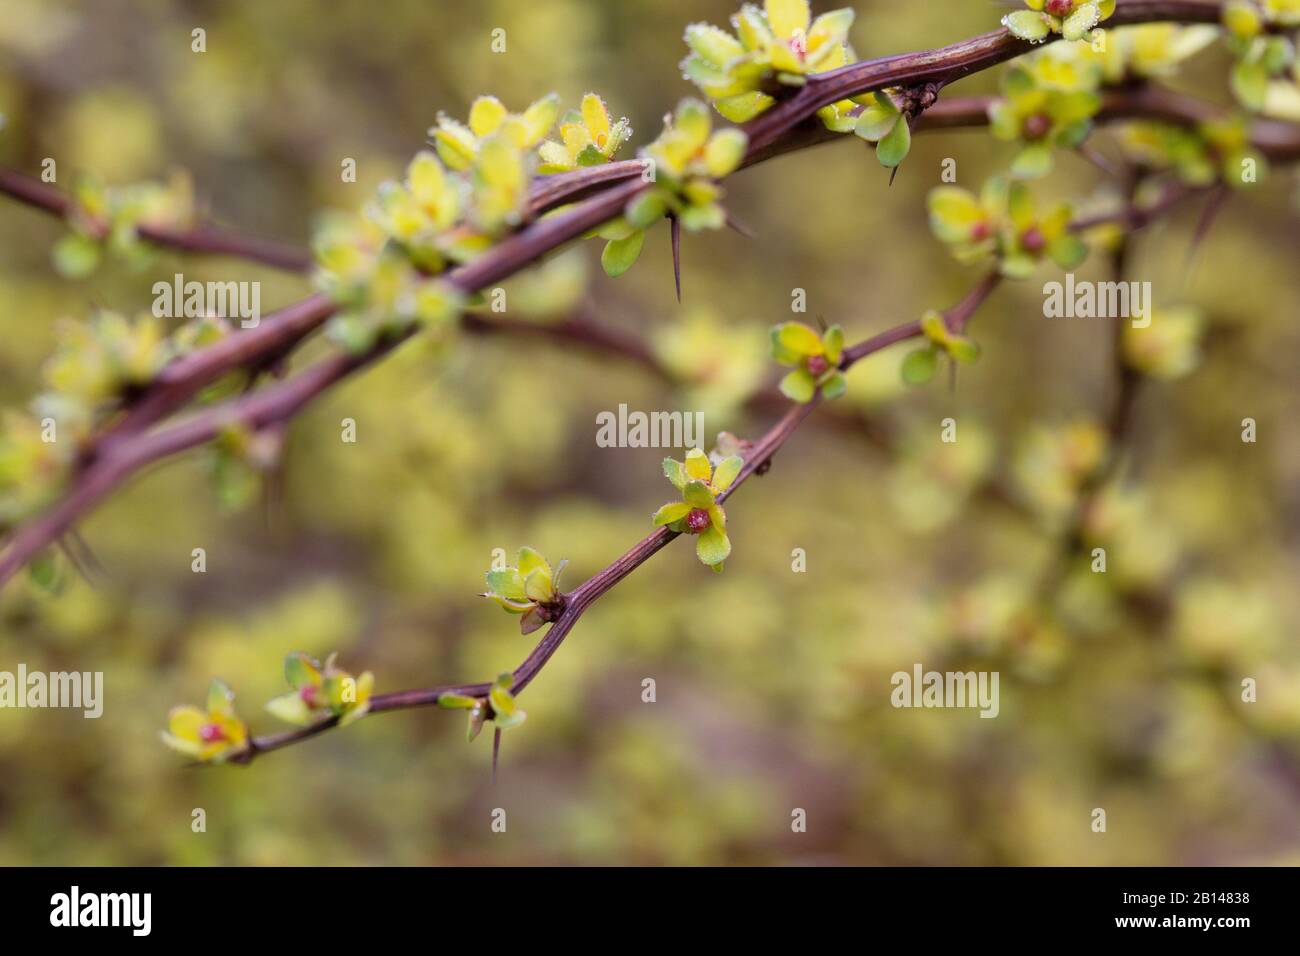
{"left": 0, "top": 167, "right": 313, "bottom": 273}
{"left": 743, "top": 0, "right": 1249, "bottom": 151}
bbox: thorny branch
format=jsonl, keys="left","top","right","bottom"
{"left": 2, "top": 82, "right": 1289, "bottom": 585}
{"left": 239, "top": 269, "right": 1002, "bottom": 762}
{"left": 1, "top": 0, "right": 1298, "bottom": 760}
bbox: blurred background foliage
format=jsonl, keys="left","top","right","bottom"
{"left": 1, "top": 0, "right": 1299, "bottom": 865}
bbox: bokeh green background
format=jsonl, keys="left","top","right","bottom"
{"left": 1, "top": 0, "right": 1298, "bottom": 865}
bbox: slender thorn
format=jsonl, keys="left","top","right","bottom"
{"left": 670, "top": 215, "right": 682, "bottom": 304}
{"left": 724, "top": 209, "right": 756, "bottom": 239}
{"left": 1076, "top": 143, "right": 1123, "bottom": 179}
{"left": 492, "top": 727, "right": 502, "bottom": 786}
{"left": 57, "top": 538, "right": 95, "bottom": 587}
{"left": 69, "top": 528, "right": 107, "bottom": 583}
{"left": 1185, "top": 184, "right": 1229, "bottom": 274}
{"left": 262, "top": 464, "right": 283, "bottom": 532}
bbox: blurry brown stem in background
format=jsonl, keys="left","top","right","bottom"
{"left": 1035, "top": 167, "right": 1145, "bottom": 601}
{"left": 0, "top": 167, "right": 313, "bottom": 273}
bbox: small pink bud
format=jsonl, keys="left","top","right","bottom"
{"left": 199, "top": 723, "right": 227, "bottom": 743}
{"left": 1020, "top": 227, "right": 1046, "bottom": 253}
{"left": 789, "top": 29, "right": 807, "bottom": 60}
{"left": 969, "top": 220, "right": 991, "bottom": 242}
{"left": 686, "top": 508, "right": 711, "bottom": 534}
{"left": 1022, "top": 113, "right": 1052, "bottom": 141}
{"left": 806, "top": 354, "right": 830, "bottom": 376}
{"left": 1045, "top": 0, "right": 1073, "bottom": 17}
{"left": 300, "top": 685, "right": 319, "bottom": 707}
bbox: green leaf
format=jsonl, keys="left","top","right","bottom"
{"left": 776, "top": 321, "right": 823, "bottom": 357}
{"left": 704, "top": 129, "right": 747, "bottom": 178}
{"left": 437, "top": 693, "right": 478, "bottom": 710}
{"left": 999, "top": 253, "right": 1038, "bottom": 279}
{"left": 921, "top": 310, "right": 954, "bottom": 347}
{"left": 1003, "top": 66, "right": 1035, "bottom": 98}
{"left": 663, "top": 457, "right": 688, "bottom": 490}
{"left": 1003, "top": 11, "right": 1052, "bottom": 42}
{"left": 679, "top": 203, "right": 725, "bottom": 231}
{"left": 207, "top": 679, "right": 236, "bottom": 718}
{"left": 808, "top": 8, "right": 855, "bottom": 51}
{"left": 524, "top": 567, "right": 555, "bottom": 604}
{"left": 601, "top": 230, "right": 645, "bottom": 277}
{"left": 486, "top": 568, "right": 527, "bottom": 601}
{"left": 577, "top": 143, "right": 605, "bottom": 166}
{"left": 708, "top": 503, "right": 727, "bottom": 531}
{"left": 27, "top": 552, "right": 62, "bottom": 593}
{"left": 710, "top": 455, "right": 743, "bottom": 493}
{"left": 494, "top": 708, "right": 527, "bottom": 730}
{"left": 487, "top": 594, "right": 534, "bottom": 613}
{"left": 875, "top": 116, "right": 911, "bottom": 168}
{"left": 681, "top": 55, "right": 745, "bottom": 99}
{"left": 284, "top": 652, "right": 321, "bottom": 691}
{"left": 947, "top": 336, "right": 981, "bottom": 365}
{"left": 468, "top": 96, "right": 508, "bottom": 137}
{"left": 1011, "top": 143, "right": 1054, "bottom": 179}
{"left": 734, "top": 4, "right": 775, "bottom": 49}
{"left": 489, "top": 679, "right": 517, "bottom": 717}
{"left": 715, "top": 91, "right": 775, "bottom": 123}
{"left": 52, "top": 233, "right": 101, "bottom": 279}
{"left": 432, "top": 119, "right": 477, "bottom": 171}
{"left": 819, "top": 370, "right": 847, "bottom": 399}
{"left": 1231, "top": 60, "right": 1269, "bottom": 111}
{"left": 653, "top": 501, "right": 693, "bottom": 526}
{"left": 1055, "top": 91, "right": 1101, "bottom": 126}
{"left": 696, "top": 525, "right": 731, "bottom": 567}
{"left": 779, "top": 367, "right": 818, "bottom": 403}
{"left": 1260, "top": 38, "right": 1292, "bottom": 75}
{"left": 767, "top": 0, "right": 811, "bottom": 39}
{"left": 684, "top": 22, "right": 746, "bottom": 66}
{"left": 1062, "top": 3, "right": 1102, "bottom": 42}
{"left": 266, "top": 693, "right": 314, "bottom": 726}
{"left": 414, "top": 280, "right": 463, "bottom": 325}
{"left": 988, "top": 100, "right": 1021, "bottom": 141}
{"left": 683, "top": 479, "right": 715, "bottom": 508}
{"left": 769, "top": 326, "right": 802, "bottom": 365}
{"left": 1007, "top": 181, "right": 1035, "bottom": 229}
{"left": 901, "top": 347, "right": 938, "bottom": 385}
{"left": 1224, "top": 1, "right": 1262, "bottom": 40}
{"left": 625, "top": 191, "right": 668, "bottom": 229}
{"left": 522, "top": 93, "right": 561, "bottom": 143}
{"left": 327, "top": 314, "right": 379, "bottom": 355}
{"left": 854, "top": 96, "right": 899, "bottom": 142}
{"left": 516, "top": 547, "right": 548, "bottom": 578}
{"left": 822, "top": 325, "right": 844, "bottom": 364}
{"left": 1055, "top": 119, "right": 1092, "bottom": 150}
{"left": 1047, "top": 232, "right": 1089, "bottom": 270}
{"left": 684, "top": 447, "right": 713, "bottom": 481}
{"left": 596, "top": 218, "right": 638, "bottom": 241}
{"left": 928, "top": 187, "right": 985, "bottom": 243}
{"left": 674, "top": 97, "right": 713, "bottom": 148}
